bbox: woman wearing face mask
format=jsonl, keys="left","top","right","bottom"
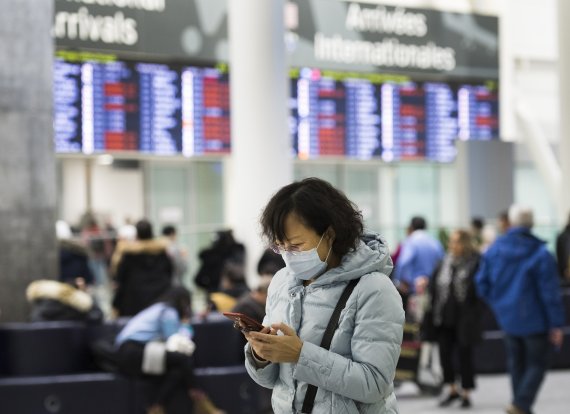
{"left": 242, "top": 178, "right": 404, "bottom": 414}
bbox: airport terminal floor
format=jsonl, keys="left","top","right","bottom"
{"left": 395, "top": 371, "right": 569, "bottom": 414}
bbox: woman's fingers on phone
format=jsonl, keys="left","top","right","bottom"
{"left": 257, "top": 326, "right": 277, "bottom": 335}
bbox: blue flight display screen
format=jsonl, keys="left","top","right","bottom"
{"left": 53, "top": 57, "right": 230, "bottom": 156}
{"left": 54, "top": 58, "right": 498, "bottom": 162}
{"left": 290, "top": 68, "right": 499, "bottom": 162}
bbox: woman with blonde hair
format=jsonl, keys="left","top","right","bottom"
{"left": 424, "top": 229, "right": 482, "bottom": 408}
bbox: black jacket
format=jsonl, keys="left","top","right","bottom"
{"left": 59, "top": 240, "right": 94, "bottom": 285}
{"left": 112, "top": 239, "right": 173, "bottom": 317}
{"left": 195, "top": 240, "right": 245, "bottom": 292}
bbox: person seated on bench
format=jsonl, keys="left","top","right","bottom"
{"left": 26, "top": 279, "right": 103, "bottom": 323}
{"left": 115, "top": 286, "right": 224, "bottom": 414}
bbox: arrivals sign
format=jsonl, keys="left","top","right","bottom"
{"left": 54, "top": 0, "right": 498, "bottom": 78}
{"left": 53, "top": 0, "right": 229, "bottom": 62}
{"left": 286, "top": 0, "right": 499, "bottom": 78}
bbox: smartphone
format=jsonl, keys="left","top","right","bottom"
{"left": 222, "top": 312, "right": 264, "bottom": 332}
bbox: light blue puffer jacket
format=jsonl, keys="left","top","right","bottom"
{"left": 245, "top": 232, "right": 405, "bottom": 413}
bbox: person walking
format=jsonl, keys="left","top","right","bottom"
{"left": 423, "top": 229, "right": 482, "bottom": 408}
{"left": 475, "top": 205, "right": 565, "bottom": 414}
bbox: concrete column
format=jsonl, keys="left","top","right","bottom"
{"left": 227, "top": 0, "right": 292, "bottom": 284}
{"left": 559, "top": 0, "right": 570, "bottom": 222}
{"left": 0, "top": 0, "right": 57, "bottom": 321}
{"left": 456, "top": 141, "right": 514, "bottom": 225}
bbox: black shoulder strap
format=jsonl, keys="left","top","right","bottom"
{"left": 301, "top": 278, "right": 360, "bottom": 414}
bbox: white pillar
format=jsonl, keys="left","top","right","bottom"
{"left": 559, "top": 0, "right": 570, "bottom": 222}
{"left": 227, "top": 0, "right": 292, "bottom": 285}
{"left": 499, "top": 0, "right": 516, "bottom": 141}
{"left": 378, "top": 166, "right": 396, "bottom": 248}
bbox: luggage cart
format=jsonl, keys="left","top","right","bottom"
{"left": 395, "top": 321, "right": 443, "bottom": 395}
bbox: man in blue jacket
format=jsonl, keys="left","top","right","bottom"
{"left": 475, "top": 205, "right": 565, "bottom": 414}
{"left": 393, "top": 216, "right": 444, "bottom": 300}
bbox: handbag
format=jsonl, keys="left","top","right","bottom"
{"left": 142, "top": 341, "right": 167, "bottom": 375}
{"left": 301, "top": 278, "right": 360, "bottom": 414}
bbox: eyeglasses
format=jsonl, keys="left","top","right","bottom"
{"left": 269, "top": 243, "right": 306, "bottom": 256}
{"left": 269, "top": 233, "right": 326, "bottom": 255}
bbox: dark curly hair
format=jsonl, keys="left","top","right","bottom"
{"left": 260, "top": 178, "right": 363, "bottom": 259}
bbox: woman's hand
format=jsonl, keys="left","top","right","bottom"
{"left": 246, "top": 323, "right": 303, "bottom": 363}
{"left": 243, "top": 325, "right": 275, "bottom": 362}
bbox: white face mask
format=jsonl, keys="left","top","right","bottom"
{"left": 281, "top": 234, "right": 332, "bottom": 281}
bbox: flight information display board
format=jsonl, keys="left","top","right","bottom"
{"left": 55, "top": 58, "right": 498, "bottom": 162}
{"left": 290, "top": 68, "right": 499, "bottom": 162}
{"left": 54, "top": 57, "right": 230, "bottom": 156}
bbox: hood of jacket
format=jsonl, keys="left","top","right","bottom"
{"left": 117, "top": 238, "right": 169, "bottom": 254}
{"left": 110, "top": 237, "right": 170, "bottom": 275}
{"left": 59, "top": 239, "right": 89, "bottom": 256}
{"left": 26, "top": 280, "right": 93, "bottom": 312}
{"left": 493, "top": 226, "right": 545, "bottom": 260}
{"left": 284, "top": 231, "right": 393, "bottom": 288}
{"left": 246, "top": 230, "right": 403, "bottom": 414}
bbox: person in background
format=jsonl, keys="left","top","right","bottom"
{"left": 81, "top": 213, "right": 108, "bottom": 287}
{"left": 115, "top": 286, "right": 224, "bottom": 414}
{"left": 57, "top": 220, "right": 94, "bottom": 288}
{"left": 470, "top": 217, "right": 485, "bottom": 251}
{"left": 238, "top": 248, "right": 285, "bottom": 322}
{"left": 194, "top": 230, "right": 245, "bottom": 293}
{"left": 556, "top": 211, "right": 570, "bottom": 281}
{"left": 231, "top": 275, "right": 272, "bottom": 327}
{"left": 11, "top": 216, "right": 103, "bottom": 322}
{"left": 209, "top": 261, "right": 249, "bottom": 312}
{"left": 256, "top": 248, "right": 285, "bottom": 277}
{"left": 497, "top": 209, "right": 510, "bottom": 235}
{"left": 480, "top": 224, "right": 497, "bottom": 254}
{"left": 475, "top": 205, "right": 565, "bottom": 414}
{"left": 118, "top": 216, "right": 137, "bottom": 241}
{"left": 393, "top": 216, "right": 444, "bottom": 308}
{"left": 422, "top": 230, "right": 482, "bottom": 408}
{"left": 438, "top": 227, "right": 450, "bottom": 252}
{"left": 27, "top": 279, "right": 103, "bottom": 323}
{"left": 102, "top": 216, "right": 118, "bottom": 264}
{"left": 243, "top": 177, "right": 404, "bottom": 413}
{"left": 232, "top": 275, "right": 274, "bottom": 414}
{"left": 162, "top": 225, "right": 189, "bottom": 286}
{"left": 112, "top": 219, "right": 173, "bottom": 317}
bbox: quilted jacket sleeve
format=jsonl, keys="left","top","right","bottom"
{"left": 244, "top": 282, "right": 280, "bottom": 389}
